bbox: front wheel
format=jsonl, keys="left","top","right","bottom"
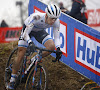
{"left": 25, "top": 63, "right": 48, "bottom": 90}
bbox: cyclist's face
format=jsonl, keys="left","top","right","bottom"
{"left": 46, "top": 15, "right": 57, "bottom": 25}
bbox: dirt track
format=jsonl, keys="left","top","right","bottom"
{"left": 0, "top": 42, "right": 97, "bottom": 90}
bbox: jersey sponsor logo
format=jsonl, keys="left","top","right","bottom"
{"left": 34, "top": 6, "right": 67, "bottom": 57}
{"left": 27, "top": 23, "right": 34, "bottom": 28}
{"left": 74, "top": 28, "right": 100, "bottom": 76}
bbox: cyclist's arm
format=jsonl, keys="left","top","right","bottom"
{"left": 22, "top": 13, "right": 40, "bottom": 43}
{"left": 53, "top": 27, "right": 60, "bottom": 48}
{"left": 53, "top": 27, "right": 62, "bottom": 60}
{"left": 53, "top": 19, "right": 61, "bottom": 48}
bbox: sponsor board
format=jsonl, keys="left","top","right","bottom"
{"left": 5, "top": 30, "right": 21, "bottom": 41}
{"left": 0, "top": 27, "right": 22, "bottom": 43}
{"left": 29, "top": 0, "right": 100, "bottom": 85}
{"left": 74, "top": 28, "right": 100, "bottom": 76}
{"left": 87, "top": 9, "right": 100, "bottom": 27}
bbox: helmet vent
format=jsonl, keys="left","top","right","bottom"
{"left": 51, "top": 6, "right": 54, "bottom": 15}
{"left": 54, "top": 5, "right": 57, "bottom": 16}
{"left": 47, "top": 7, "right": 51, "bottom": 14}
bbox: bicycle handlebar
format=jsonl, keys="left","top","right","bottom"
{"left": 34, "top": 46, "right": 56, "bottom": 53}
{"left": 33, "top": 45, "right": 62, "bottom": 62}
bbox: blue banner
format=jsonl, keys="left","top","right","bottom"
{"left": 29, "top": 0, "right": 100, "bottom": 85}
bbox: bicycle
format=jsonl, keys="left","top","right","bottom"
{"left": 4, "top": 45, "right": 62, "bottom": 90}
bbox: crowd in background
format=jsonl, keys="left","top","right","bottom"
{"left": 58, "top": 0, "right": 87, "bottom": 24}
{"left": 0, "top": 0, "right": 88, "bottom": 28}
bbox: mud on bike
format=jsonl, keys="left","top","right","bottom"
{"left": 4, "top": 45, "right": 62, "bottom": 90}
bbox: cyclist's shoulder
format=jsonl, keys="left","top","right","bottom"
{"left": 29, "top": 12, "right": 45, "bottom": 20}
{"left": 24, "top": 12, "right": 45, "bottom": 25}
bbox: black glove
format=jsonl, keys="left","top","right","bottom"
{"left": 56, "top": 47, "right": 62, "bottom": 60}
{"left": 29, "top": 41, "right": 35, "bottom": 52}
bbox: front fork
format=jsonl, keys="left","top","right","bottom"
{"left": 32, "top": 60, "right": 38, "bottom": 87}
{"left": 32, "top": 53, "right": 42, "bottom": 88}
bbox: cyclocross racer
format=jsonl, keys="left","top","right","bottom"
{"left": 7, "top": 4, "right": 62, "bottom": 90}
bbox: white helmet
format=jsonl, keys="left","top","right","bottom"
{"left": 45, "top": 4, "right": 61, "bottom": 18}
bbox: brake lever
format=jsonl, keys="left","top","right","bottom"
{"left": 52, "top": 50, "right": 62, "bottom": 62}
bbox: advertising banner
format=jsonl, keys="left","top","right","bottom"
{"left": 85, "top": 0, "right": 100, "bottom": 31}
{"left": 29, "top": 0, "right": 100, "bottom": 85}
{"left": 0, "top": 27, "right": 22, "bottom": 43}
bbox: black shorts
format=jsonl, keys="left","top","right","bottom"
{"left": 29, "top": 30, "right": 49, "bottom": 44}
{"left": 19, "top": 24, "right": 49, "bottom": 44}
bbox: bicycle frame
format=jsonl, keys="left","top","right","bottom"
{"left": 22, "top": 46, "right": 58, "bottom": 88}
{"left": 24, "top": 46, "right": 57, "bottom": 75}
{"left": 5, "top": 45, "right": 62, "bottom": 90}
{"left": 21, "top": 49, "right": 44, "bottom": 88}
{"left": 20, "top": 49, "right": 41, "bottom": 79}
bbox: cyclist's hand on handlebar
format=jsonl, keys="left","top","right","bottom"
{"left": 56, "top": 47, "right": 62, "bottom": 60}
{"left": 52, "top": 47, "right": 62, "bottom": 62}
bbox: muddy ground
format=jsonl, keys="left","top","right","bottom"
{"left": 0, "top": 42, "right": 98, "bottom": 90}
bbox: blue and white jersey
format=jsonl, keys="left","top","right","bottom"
{"left": 22, "top": 12, "right": 60, "bottom": 47}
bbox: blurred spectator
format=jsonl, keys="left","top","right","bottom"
{"left": 58, "top": 2, "right": 68, "bottom": 13}
{"left": 0, "top": 20, "right": 9, "bottom": 27}
{"left": 59, "top": 2, "right": 65, "bottom": 9}
{"left": 64, "top": 0, "right": 87, "bottom": 24}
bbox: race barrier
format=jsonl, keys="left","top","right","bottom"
{"left": 0, "top": 27, "right": 22, "bottom": 43}
{"left": 29, "top": 0, "right": 100, "bottom": 85}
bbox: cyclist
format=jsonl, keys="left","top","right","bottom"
{"left": 7, "top": 4, "right": 62, "bottom": 90}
